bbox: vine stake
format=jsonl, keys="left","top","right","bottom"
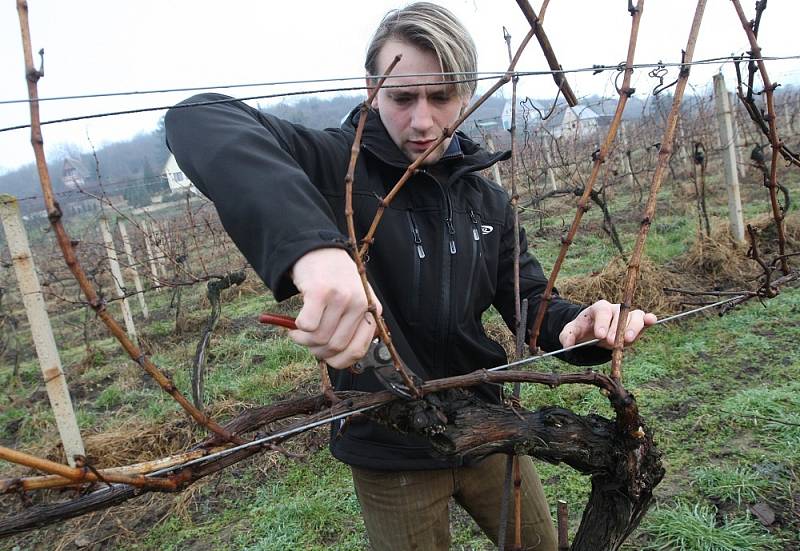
{"left": 610, "top": 0, "right": 707, "bottom": 390}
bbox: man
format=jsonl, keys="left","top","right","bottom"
{"left": 166, "top": 3, "right": 656, "bottom": 549}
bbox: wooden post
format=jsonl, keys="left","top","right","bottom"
{"left": 117, "top": 220, "right": 149, "bottom": 319}
{"left": 713, "top": 73, "right": 745, "bottom": 243}
{"left": 99, "top": 217, "right": 137, "bottom": 341}
{"left": 483, "top": 133, "right": 505, "bottom": 188}
{"left": 557, "top": 500, "right": 569, "bottom": 551}
{"left": 0, "top": 195, "right": 85, "bottom": 466}
{"left": 140, "top": 219, "right": 161, "bottom": 292}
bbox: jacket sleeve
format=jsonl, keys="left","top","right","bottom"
{"left": 165, "top": 93, "right": 351, "bottom": 300}
{"left": 493, "top": 201, "right": 611, "bottom": 366}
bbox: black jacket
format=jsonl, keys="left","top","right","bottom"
{"left": 165, "top": 93, "right": 609, "bottom": 470}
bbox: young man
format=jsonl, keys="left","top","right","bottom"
{"left": 166, "top": 3, "right": 655, "bottom": 549}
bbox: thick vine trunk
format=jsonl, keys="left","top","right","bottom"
{"left": 1, "top": 389, "right": 662, "bottom": 550}
{"left": 371, "top": 390, "right": 664, "bottom": 551}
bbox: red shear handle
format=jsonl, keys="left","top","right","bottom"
{"left": 258, "top": 313, "right": 298, "bottom": 330}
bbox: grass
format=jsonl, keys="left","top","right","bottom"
{"left": 637, "top": 502, "right": 782, "bottom": 551}
{"left": 94, "top": 386, "right": 130, "bottom": 410}
{"left": 690, "top": 466, "right": 772, "bottom": 505}
{"left": 235, "top": 453, "right": 366, "bottom": 550}
{"left": 128, "top": 450, "right": 367, "bottom": 551}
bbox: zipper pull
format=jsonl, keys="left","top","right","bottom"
{"left": 446, "top": 219, "right": 457, "bottom": 254}
{"left": 414, "top": 229, "right": 426, "bottom": 259}
{"left": 469, "top": 209, "right": 480, "bottom": 241}
{"left": 408, "top": 212, "right": 426, "bottom": 259}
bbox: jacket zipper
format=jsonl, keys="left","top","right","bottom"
{"left": 446, "top": 218, "right": 457, "bottom": 255}
{"left": 419, "top": 169, "right": 455, "bottom": 374}
{"left": 406, "top": 210, "right": 425, "bottom": 318}
{"left": 469, "top": 209, "right": 482, "bottom": 242}
{"left": 407, "top": 210, "right": 426, "bottom": 260}
{"left": 442, "top": 185, "right": 457, "bottom": 255}
{"left": 464, "top": 209, "right": 482, "bottom": 310}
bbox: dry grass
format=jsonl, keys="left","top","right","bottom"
{"left": 560, "top": 256, "right": 684, "bottom": 316}
{"left": 559, "top": 211, "right": 799, "bottom": 315}
{"left": 485, "top": 319, "right": 515, "bottom": 359}
{"left": 222, "top": 272, "right": 267, "bottom": 299}
{"left": 673, "top": 221, "right": 757, "bottom": 289}
{"left": 81, "top": 397, "right": 254, "bottom": 469}
{"left": 750, "top": 210, "right": 800, "bottom": 249}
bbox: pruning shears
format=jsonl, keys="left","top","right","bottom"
{"left": 258, "top": 313, "right": 421, "bottom": 399}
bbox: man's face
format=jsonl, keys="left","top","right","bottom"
{"left": 370, "top": 39, "right": 470, "bottom": 165}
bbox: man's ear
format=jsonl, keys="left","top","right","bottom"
{"left": 366, "top": 76, "right": 379, "bottom": 109}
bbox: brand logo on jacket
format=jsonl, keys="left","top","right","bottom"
{"left": 481, "top": 225, "right": 493, "bottom": 235}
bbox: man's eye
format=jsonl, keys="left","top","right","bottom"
{"left": 393, "top": 96, "right": 412, "bottom": 105}
{"left": 431, "top": 94, "right": 451, "bottom": 103}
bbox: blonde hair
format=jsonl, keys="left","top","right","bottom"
{"left": 365, "top": 2, "right": 478, "bottom": 99}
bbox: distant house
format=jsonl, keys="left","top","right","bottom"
{"left": 516, "top": 99, "right": 601, "bottom": 140}
{"left": 573, "top": 105, "right": 601, "bottom": 137}
{"left": 58, "top": 155, "right": 134, "bottom": 214}
{"left": 62, "top": 156, "right": 89, "bottom": 190}
{"left": 162, "top": 153, "right": 200, "bottom": 195}
{"left": 584, "top": 96, "right": 646, "bottom": 127}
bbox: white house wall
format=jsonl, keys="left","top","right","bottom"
{"left": 163, "top": 153, "right": 199, "bottom": 195}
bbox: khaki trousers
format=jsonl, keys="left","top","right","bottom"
{"left": 350, "top": 454, "right": 557, "bottom": 551}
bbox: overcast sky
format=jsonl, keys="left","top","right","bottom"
{"left": 1, "top": 0, "right": 798, "bottom": 178}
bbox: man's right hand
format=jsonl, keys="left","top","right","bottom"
{"left": 289, "top": 248, "right": 381, "bottom": 369}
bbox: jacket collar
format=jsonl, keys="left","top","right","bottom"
{"left": 342, "top": 106, "right": 510, "bottom": 179}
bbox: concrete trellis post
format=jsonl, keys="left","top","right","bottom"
{"left": 139, "top": 219, "right": 162, "bottom": 291}
{"left": 618, "top": 123, "right": 635, "bottom": 190}
{"left": 144, "top": 218, "right": 169, "bottom": 280}
{"left": 784, "top": 103, "right": 793, "bottom": 134}
{"left": 731, "top": 94, "right": 748, "bottom": 179}
{"left": 677, "top": 121, "right": 693, "bottom": 176}
{"left": 542, "top": 137, "right": 557, "bottom": 191}
{"left": 713, "top": 73, "right": 745, "bottom": 243}
{"left": 99, "top": 217, "right": 137, "bottom": 341}
{"left": 155, "top": 225, "right": 170, "bottom": 279}
{"left": 483, "top": 133, "right": 505, "bottom": 188}
{"left": 0, "top": 195, "right": 85, "bottom": 466}
{"left": 118, "top": 220, "right": 149, "bottom": 318}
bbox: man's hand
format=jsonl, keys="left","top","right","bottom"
{"left": 289, "top": 248, "right": 381, "bottom": 369}
{"left": 559, "top": 299, "right": 657, "bottom": 350}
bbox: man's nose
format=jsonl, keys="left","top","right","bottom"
{"left": 410, "top": 100, "right": 434, "bottom": 133}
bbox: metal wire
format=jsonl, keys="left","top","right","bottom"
{"left": 2, "top": 54, "right": 798, "bottom": 107}
{"left": 139, "top": 294, "right": 750, "bottom": 478}
{"left": 3, "top": 54, "right": 798, "bottom": 134}
{"left": 148, "top": 404, "right": 382, "bottom": 476}
{"left": 488, "top": 294, "right": 747, "bottom": 372}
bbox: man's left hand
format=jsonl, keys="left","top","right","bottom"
{"left": 559, "top": 300, "right": 657, "bottom": 350}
